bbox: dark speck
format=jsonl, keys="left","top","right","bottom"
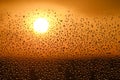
{"left": 106, "top": 52, "right": 111, "bottom": 54}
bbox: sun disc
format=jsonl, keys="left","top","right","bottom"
{"left": 33, "top": 18, "right": 49, "bottom": 33}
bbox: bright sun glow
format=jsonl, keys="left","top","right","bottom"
{"left": 33, "top": 18, "right": 49, "bottom": 33}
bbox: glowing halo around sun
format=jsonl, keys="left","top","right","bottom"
{"left": 33, "top": 18, "right": 49, "bottom": 33}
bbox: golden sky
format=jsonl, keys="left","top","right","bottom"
{"left": 0, "top": 0, "right": 120, "bottom": 59}
{"left": 0, "top": 0, "right": 120, "bottom": 15}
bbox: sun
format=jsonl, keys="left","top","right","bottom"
{"left": 33, "top": 18, "right": 49, "bottom": 33}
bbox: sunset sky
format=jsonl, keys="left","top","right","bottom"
{"left": 0, "top": 0, "right": 120, "bottom": 59}
{"left": 0, "top": 0, "right": 120, "bottom": 15}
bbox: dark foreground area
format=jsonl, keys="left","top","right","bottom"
{"left": 0, "top": 57, "right": 120, "bottom": 80}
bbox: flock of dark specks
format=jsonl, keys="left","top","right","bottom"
{"left": 0, "top": 8, "right": 120, "bottom": 80}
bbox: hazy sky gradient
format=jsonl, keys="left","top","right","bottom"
{"left": 0, "top": 0, "right": 120, "bottom": 15}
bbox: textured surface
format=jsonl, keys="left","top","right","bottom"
{"left": 0, "top": 1, "right": 120, "bottom": 80}
{"left": 0, "top": 57, "right": 120, "bottom": 80}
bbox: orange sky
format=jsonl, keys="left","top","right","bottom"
{"left": 0, "top": 0, "right": 120, "bottom": 59}
{"left": 0, "top": 0, "right": 120, "bottom": 15}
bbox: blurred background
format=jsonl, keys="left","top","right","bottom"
{"left": 0, "top": 0, "right": 120, "bottom": 80}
